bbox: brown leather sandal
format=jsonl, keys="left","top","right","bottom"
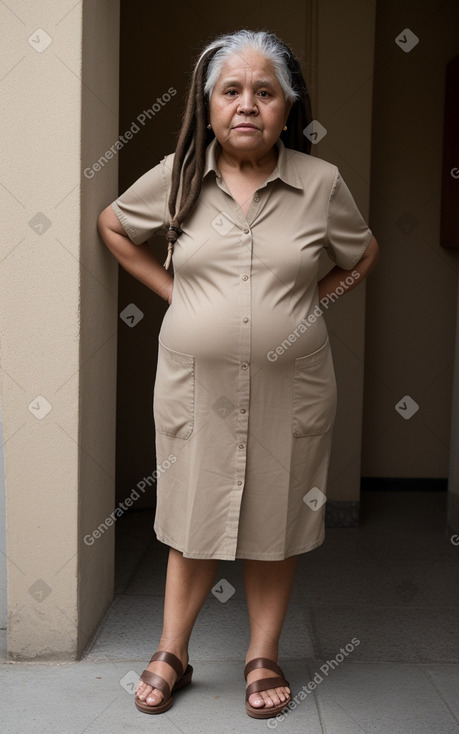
{"left": 244, "top": 657, "right": 292, "bottom": 719}
{"left": 134, "top": 650, "right": 193, "bottom": 715}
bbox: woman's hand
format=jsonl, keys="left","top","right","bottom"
{"left": 98, "top": 205, "right": 174, "bottom": 304}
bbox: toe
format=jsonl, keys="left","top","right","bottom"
{"left": 278, "top": 686, "right": 290, "bottom": 702}
{"left": 276, "top": 686, "right": 290, "bottom": 702}
{"left": 266, "top": 688, "right": 281, "bottom": 705}
{"left": 248, "top": 692, "right": 265, "bottom": 708}
{"left": 145, "top": 688, "right": 164, "bottom": 706}
{"left": 135, "top": 682, "right": 149, "bottom": 701}
{"left": 135, "top": 683, "right": 165, "bottom": 707}
{"left": 246, "top": 665, "right": 291, "bottom": 711}
{"left": 260, "top": 692, "right": 275, "bottom": 708}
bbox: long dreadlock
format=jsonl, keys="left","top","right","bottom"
{"left": 163, "top": 32, "right": 313, "bottom": 269}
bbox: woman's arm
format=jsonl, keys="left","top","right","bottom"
{"left": 317, "top": 235, "right": 379, "bottom": 303}
{"left": 97, "top": 205, "right": 174, "bottom": 304}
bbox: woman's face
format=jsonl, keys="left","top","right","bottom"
{"left": 208, "top": 49, "right": 292, "bottom": 159}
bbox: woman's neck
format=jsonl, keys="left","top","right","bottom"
{"left": 215, "top": 141, "right": 278, "bottom": 176}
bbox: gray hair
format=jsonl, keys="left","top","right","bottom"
{"left": 200, "top": 30, "right": 300, "bottom": 104}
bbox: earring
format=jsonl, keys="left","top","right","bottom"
{"left": 283, "top": 125, "right": 287, "bottom": 131}
{"left": 207, "top": 123, "right": 212, "bottom": 130}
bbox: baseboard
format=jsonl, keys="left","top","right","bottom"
{"left": 447, "top": 492, "right": 459, "bottom": 537}
{"left": 360, "top": 478, "right": 447, "bottom": 491}
{"left": 325, "top": 501, "right": 359, "bottom": 528}
{"left": 325, "top": 479, "right": 448, "bottom": 528}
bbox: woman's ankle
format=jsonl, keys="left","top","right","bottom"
{"left": 156, "top": 638, "right": 189, "bottom": 662}
{"left": 245, "top": 644, "right": 279, "bottom": 664}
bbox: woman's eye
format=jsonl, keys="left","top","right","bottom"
{"left": 223, "top": 89, "right": 270, "bottom": 98}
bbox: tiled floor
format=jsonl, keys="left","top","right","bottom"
{"left": 1, "top": 491, "right": 459, "bottom": 733}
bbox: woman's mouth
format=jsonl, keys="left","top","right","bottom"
{"left": 233, "top": 124, "right": 259, "bottom": 130}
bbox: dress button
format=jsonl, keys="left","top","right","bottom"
{"left": 237, "top": 480, "right": 243, "bottom": 485}
{"left": 253, "top": 194, "right": 260, "bottom": 202}
{"left": 241, "top": 274, "right": 249, "bottom": 281}
{"left": 240, "top": 408, "right": 246, "bottom": 413}
{"left": 241, "top": 363, "right": 248, "bottom": 370}
{"left": 238, "top": 443, "right": 245, "bottom": 449}
{"left": 243, "top": 317, "right": 249, "bottom": 323}
{"left": 244, "top": 228, "right": 250, "bottom": 234}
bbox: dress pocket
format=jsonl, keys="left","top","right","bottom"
{"left": 153, "top": 339, "right": 195, "bottom": 439}
{"left": 291, "top": 338, "right": 337, "bottom": 437}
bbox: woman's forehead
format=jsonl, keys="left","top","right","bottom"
{"left": 216, "top": 50, "right": 278, "bottom": 82}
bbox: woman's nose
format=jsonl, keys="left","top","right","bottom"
{"left": 237, "top": 91, "right": 258, "bottom": 114}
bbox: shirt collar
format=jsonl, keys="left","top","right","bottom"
{"left": 203, "top": 137, "right": 303, "bottom": 190}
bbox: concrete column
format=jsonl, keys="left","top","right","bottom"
{"left": 0, "top": 0, "right": 119, "bottom": 660}
{"left": 315, "top": 0, "right": 376, "bottom": 519}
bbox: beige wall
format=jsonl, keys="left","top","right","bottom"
{"left": 364, "top": 0, "right": 459, "bottom": 479}
{"left": 1, "top": 0, "right": 119, "bottom": 660}
{"left": 115, "top": 0, "right": 375, "bottom": 508}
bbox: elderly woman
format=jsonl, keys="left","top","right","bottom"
{"left": 98, "top": 29, "right": 379, "bottom": 719}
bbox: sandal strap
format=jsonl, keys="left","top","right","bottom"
{"left": 148, "top": 650, "right": 184, "bottom": 679}
{"left": 138, "top": 670, "right": 171, "bottom": 700}
{"left": 246, "top": 676, "right": 289, "bottom": 701}
{"left": 138, "top": 650, "right": 186, "bottom": 700}
{"left": 244, "top": 657, "right": 284, "bottom": 680}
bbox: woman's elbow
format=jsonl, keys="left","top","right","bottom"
{"left": 97, "top": 206, "right": 113, "bottom": 244}
{"left": 360, "top": 235, "right": 380, "bottom": 272}
{"left": 97, "top": 205, "right": 126, "bottom": 256}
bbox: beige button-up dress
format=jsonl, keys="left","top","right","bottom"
{"left": 111, "top": 138, "right": 373, "bottom": 561}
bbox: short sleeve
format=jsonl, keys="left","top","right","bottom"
{"left": 324, "top": 169, "right": 373, "bottom": 269}
{"left": 110, "top": 154, "right": 173, "bottom": 245}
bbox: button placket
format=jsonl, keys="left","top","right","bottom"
{"left": 225, "top": 225, "right": 253, "bottom": 552}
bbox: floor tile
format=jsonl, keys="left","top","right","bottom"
{"left": 312, "top": 662, "right": 458, "bottom": 734}
{"left": 2, "top": 491, "right": 459, "bottom": 733}
{"left": 308, "top": 604, "right": 459, "bottom": 663}
{"left": 425, "top": 665, "right": 459, "bottom": 720}
{"left": 84, "top": 593, "right": 316, "bottom": 663}
{"left": 0, "top": 659, "right": 322, "bottom": 733}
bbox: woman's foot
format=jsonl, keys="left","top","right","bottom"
{"left": 135, "top": 649, "right": 189, "bottom": 708}
{"left": 245, "top": 659, "right": 291, "bottom": 710}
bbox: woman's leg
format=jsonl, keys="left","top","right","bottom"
{"left": 243, "top": 555, "right": 297, "bottom": 709}
{"left": 136, "top": 547, "right": 219, "bottom": 707}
